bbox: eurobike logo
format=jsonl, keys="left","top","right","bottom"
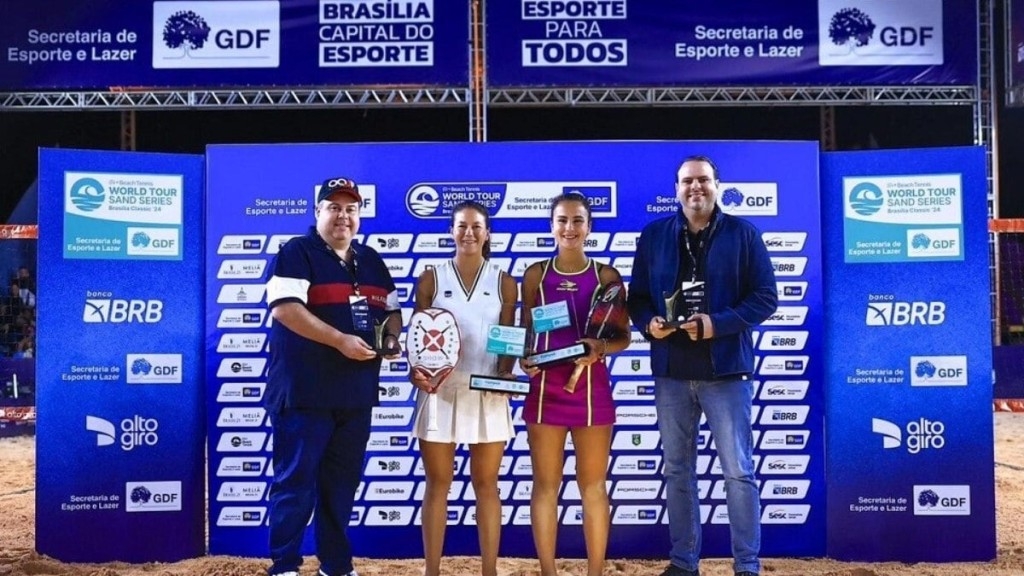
{"left": 83, "top": 293, "right": 164, "bottom": 323}
{"left": 818, "top": 0, "right": 943, "bottom": 66}
{"left": 86, "top": 415, "right": 159, "bottom": 451}
{"left": 871, "top": 417, "right": 945, "bottom": 453}
{"left": 865, "top": 296, "right": 946, "bottom": 326}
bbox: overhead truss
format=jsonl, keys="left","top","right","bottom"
{"left": 487, "top": 86, "right": 978, "bottom": 107}
{"left": 0, "top": 87, "right": 468, "bottom": 111}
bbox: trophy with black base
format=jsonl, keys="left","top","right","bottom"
{"left": 373, "top": 316, "right": 402, "bottom": 357}
{"left": 564, "top": 281, "right": 627, "bottom": 393}
{"left": 470, "top": 325, "right": 531, "bottom": 395}
{"left": 406, "top": 308, "right": 462, "bottom": 432}
{"left": 663, "top": 281, "right": 706, "bottom": 338}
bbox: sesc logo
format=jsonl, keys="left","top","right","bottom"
{"left": 872, "top": 417, "right": 945, "bottom": 453}
{"left": 126, "top": 227, "right": 180, "bottom": 258}
{"left": 906, "top": 228, "right": 961, "bottom": 259}
{"left": 866, "top": 297, "right": 945, "bottom": 326}
{"left": 910, "top": 355, "right": 968, "bottom": 387}
{"left": 126, "top": 354, "right": 182, "bottom": 384}
{"left": 761, "top": 306, "right": 808, "bottom": 326}
{"left": 913, "top": 485, "right": 970, "bottom": 516}
{"left": 762, "top": 232, "right": 807, "bottom": 252}
{"left": 153, "top": 1, "right": 280, "bottom": 69}
{"left": 125, "top": 481, "right": 182, "bottom": 512}
{"left": 818, "top": 0, "right": 943, "bottom": 66}
{"left": 761, "top": 504, "right": 810, "bottom": 524}
{"left": 717, "top": 183, "right": 778, "bottom": 216}
{"left": 84, "top": 296, "right": 163, "bottom": 323}
{"left": 760, "top": 380, "right": 810, "bottom": 401}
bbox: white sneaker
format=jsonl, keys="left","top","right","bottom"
{"left": 272, "top": 572, "right": 299, "bottom": 576}
{"left": 319, "top": 571, "right": 358, "bottom": 576}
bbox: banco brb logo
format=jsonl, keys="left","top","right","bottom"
{"left": 69, "top": 177, "right": 105, "bottom": 212}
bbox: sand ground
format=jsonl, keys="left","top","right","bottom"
{"left": 2, "top": 414, "right": 1023, "bottom": 576}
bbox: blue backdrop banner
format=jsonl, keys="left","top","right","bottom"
{"left": 204, "top": 140, "right": 825, "bottom": 559}
{"left": 822, "top": 147, "right": 995, "bottom": 561}
{"left": 486, "top": 0, "right": 977, "bottom": 87}
{"left": 36, "top": 148, "right": 206, "bottom": 562}
{"left": 0, "top": 1, "right": 468, "bottom": 90}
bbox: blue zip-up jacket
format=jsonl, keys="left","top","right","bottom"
{"left": 627, "top": 208, "right": 778, "bottom": 379}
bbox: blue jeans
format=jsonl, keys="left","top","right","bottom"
{"left": 655, "top": 377, "right": 760, "bottom": 574}
{"left": 267, "top": 407, "right": 372, "bottom": 576}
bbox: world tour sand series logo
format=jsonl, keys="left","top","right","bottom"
{"left": 152, "top": 1, "right": 280, "bottom": 69}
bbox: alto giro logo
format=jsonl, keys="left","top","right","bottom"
{"left": 69, "top": 177, "right": 105, "bottom": 212}
{"left": 848, "top": 182, "right": 884, "bottom": 216}
{"left": 871, "top": 417, "right": 945, "bottom": 454}
{"left": 86, "top": 415, "right": 159, "bottom": 451}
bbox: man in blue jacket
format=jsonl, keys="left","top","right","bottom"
{"left": 626, "top": 155, "right": 777, "bottom": 576}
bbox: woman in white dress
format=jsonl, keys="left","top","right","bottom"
{"left": 409, "top": 200, "right": 518, "bottom": 576}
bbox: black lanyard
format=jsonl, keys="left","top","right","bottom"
{"left": 682, "top": 228, "right": 704, "bottom": 282}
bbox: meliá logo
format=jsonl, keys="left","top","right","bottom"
{"left": 819, "top": 0, "right": 943, "bottom": 66}
{"left": 69, "top": 177, "right": 105, "bottom": 212}
{"left": 153, "top": 1, "right": 280, "bottom": 69}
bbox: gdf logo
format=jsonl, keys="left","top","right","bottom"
{"left": 865, "top": 300, "right": 945, "bottom": 326}
{"left": 84, "top": 298, "right": 163, "bottom": 323}
{"left": 152, "top": 1, "right": 280, "bottom": 69}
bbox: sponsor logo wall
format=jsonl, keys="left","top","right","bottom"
{"left": 486, "top": 0, "right": 977, "bottom": 87}
{"left": 36, "top": 149, "right": 206, "bottom": 562}
{"left": 821, "top": 147, "right": 995, "bottom": 561}
{"left": 205, "top": 141, "right": 825, "bottom": 558}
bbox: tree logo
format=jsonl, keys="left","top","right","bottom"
{"left": 828, "top": 8, "right": 877, "bottom": 51}
{"left": 162, "top": 10, "right": 211, "bottom": 58}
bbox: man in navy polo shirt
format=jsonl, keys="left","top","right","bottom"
{"left": 264, "top": 177, "right": 402, "bottom": 576}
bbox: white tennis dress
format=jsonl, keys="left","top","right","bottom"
{"left": 412, "top": 260, "right": 515, "bottom": 444}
